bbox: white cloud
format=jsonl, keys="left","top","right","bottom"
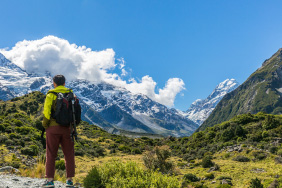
{"left": 0, "top": 35, "right": 185, "bottom": 107}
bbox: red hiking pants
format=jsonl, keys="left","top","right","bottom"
{"left": 45, "top": 126, "right": 75, "bottom": 178}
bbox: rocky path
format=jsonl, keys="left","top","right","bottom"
{"left": 0, "top": 174, "right": 77, "bottom": 188}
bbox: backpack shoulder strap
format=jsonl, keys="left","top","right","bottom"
{"left": 47, "top": 91, "right": 58, "bottom": 96}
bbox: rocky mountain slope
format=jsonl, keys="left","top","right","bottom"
{"left": 184, "top": 79, "right": 239, "bottom": 125}
{"left": 199, "top": 48, "right": 282, "bottom": 131}
{"left": 0, "top": 53, "right": 197, "bottom": 137}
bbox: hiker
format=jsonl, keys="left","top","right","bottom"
{"left": 41, "top": 75, "right": 80, "bottom": 188}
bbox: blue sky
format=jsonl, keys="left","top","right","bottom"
{"left": 1, "top": 0, "right": 282, "bottom": 110}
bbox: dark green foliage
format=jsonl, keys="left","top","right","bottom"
{"left": 21, "top": 147, "right": 35, "bottom": 156}
{"left": 0, "top": 124, "right": 5, "bottom": 132}
{"left": 252, "top": 151, "right": 267, "bottom": 161}
{"left": 202, "top": 155, "right": 214, "bottom": 168}
{"left": 262, "top": 115, "right": 279, "bottom": 130}
{"left": 232, "top": 155, "right": 250, "bottom": 162}
{"left": 55, "top": 160, "right": 66, "bottom": 171}
{"left": 183, "top": 173, "right": 199, "bottom": 182}
{"left": 83, "top": 167, "right": 103, "bottom": 188}
{"left": 269, "top": 146, "right": 278, "bottom": 154}
{"left": 249, "top": 178, "right": 263, "bottom": 188}
{"left": 204, "top": 173, "right": 214, "bottom": 179}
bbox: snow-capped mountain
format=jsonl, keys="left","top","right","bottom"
{"left": 184, "top": 79, "right": 239, "bottom": 125}
{"left": 0, "top": 53, "right": 198, "bottom": 137}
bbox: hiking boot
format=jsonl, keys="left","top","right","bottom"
{"left": 66, "top": 179, "right": 74, "bottom": 187}
{"left": 41, "top": 180, "right": 55, "bottom": 188}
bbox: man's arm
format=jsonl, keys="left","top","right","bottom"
{"left": 42, "top": 93, "right": 54, "bottom": 128}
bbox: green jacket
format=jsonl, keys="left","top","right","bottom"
{"left": 42, "top": 85, "right": 73, "bottom": 128}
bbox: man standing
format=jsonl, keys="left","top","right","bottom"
{"left": 42, "top": 75, "right": 76, "bottom": 188}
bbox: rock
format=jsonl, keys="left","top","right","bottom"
{"left": 208, "top": 167, "right": 216, "bottom": 172}
{"left": 0, "top": 166, "right": 19, "bottom": 173}
{"left": 211, "top": 180, "right": 216, "bottom": 184}
{"left": 221, "top": 179, "right": 232, "bottom": 185}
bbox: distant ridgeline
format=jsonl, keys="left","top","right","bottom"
{"left": 199, "top": 48, "right": 282, "bottom": 132}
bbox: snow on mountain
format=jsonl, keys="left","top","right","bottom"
{"left": 0, "top": 53, "right": 197, "bottom": 137}
{"left": 184, "top": 79, "right": 239, "bottom": 125}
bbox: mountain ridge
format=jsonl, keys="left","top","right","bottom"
{"left": 199, "top": 48, "right": 282, "bottom": 131}
{"left": 0, "top": 53, "right": 197, "bottom": 137}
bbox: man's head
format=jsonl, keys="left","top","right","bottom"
{"left": 53, "top": 75, "right": 66, "bottom": 88}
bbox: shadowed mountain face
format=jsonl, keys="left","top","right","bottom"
{"left": 199, "top": 48, "right": 282, "bottom": 131}
{"left": 0, "top": 53, "right": 197, "bottom": 137}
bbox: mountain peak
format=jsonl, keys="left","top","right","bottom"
{"left": 184, "top": 78, "right": 239, "bottom": 125}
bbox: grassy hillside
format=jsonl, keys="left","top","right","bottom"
{"left": 1, "top": 92, "right": 282, "bottom": 187}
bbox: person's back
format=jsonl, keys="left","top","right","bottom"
{"left": 41, "top": 75, "right": 76, "bottom": 188}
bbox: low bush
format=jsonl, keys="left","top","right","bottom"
{"left": 143, "top": 145, "right": 175, "bottom": 174}
{"left": 204, "top": 173, "right": 215, "bottom": 179}
{"left": 252, "top": 151, "right": 267, "bottom": 160}
{"left": 83, "top": 160, "right": 180, "bottom": 188}
{"left": 202, "top": 155, "right": 214, "bottom": 168}
{"left": 232, "top": 155, "right": 250, "bottom": 162}
{"left": 249, "top": 178, "right": 263, "bottom": 188}
{"left": 21, "top": 145, "right": 39, "bottom": 156}
{"left": 183, "top": 173, "right": 199, "bottom": 182}
{"left": 83, "top": 166, "right": 103, "bottom": 188}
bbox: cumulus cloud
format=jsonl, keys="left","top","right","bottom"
{"left": 0, "top": 35, "right": 185, "bottom": 107}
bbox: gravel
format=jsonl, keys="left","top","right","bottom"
{"left": 0, "top": 174, "right": 69, "bottom": 188}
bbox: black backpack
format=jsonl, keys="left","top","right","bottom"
{"left": 49, "top": 91, "right": 81, "bottom": 126}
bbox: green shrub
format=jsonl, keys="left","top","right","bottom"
{"left": 277, "top": 149, "right": 282, "bottom": 157}
{"left": 232, "top": 155, "right": 250, "bottom": 162}
{"left": 270, "top": 146, "right": 278, "bottom": 154}
{"left": 252, "top": 151, "right": 267, "bottom": 160}
{"left": 55, "top": 160, "right": 66, "bottom": 171}
{"left": 9, "top": 133, "right": 21, "bottom": 139}
{"left": 249, "top": 178, "right": 263, "bottom": 188}
{"left": 202, "top": 155, "right": 214, "bottom": 168}
{"left": 15, "top": 126, "right": 34, "bottom": 134}
{"left": 12, "top": 119, "right": 23, "bottom": 127}
{"left": 183, "top": 173, "right": 199, "bottom": 182}
{"left": 143, "top": 145, "right": 175, "bottom": 174}
{"left": 83, "top": 166, "right": 103, "bottom": 188}
{"left": 21, "top": 145, "right": 39, "bottom": 156}
{"left": 0, "top": 124, "right": 5, "bottom": 132}
{"left": 204, "top": 173, "right": 214, "bottom": 179}
{"left": 262, "top": 115, "right": 278, "bottom": 130}
{"left": 83, "top": 160, "right": 180, "bottom": 188}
